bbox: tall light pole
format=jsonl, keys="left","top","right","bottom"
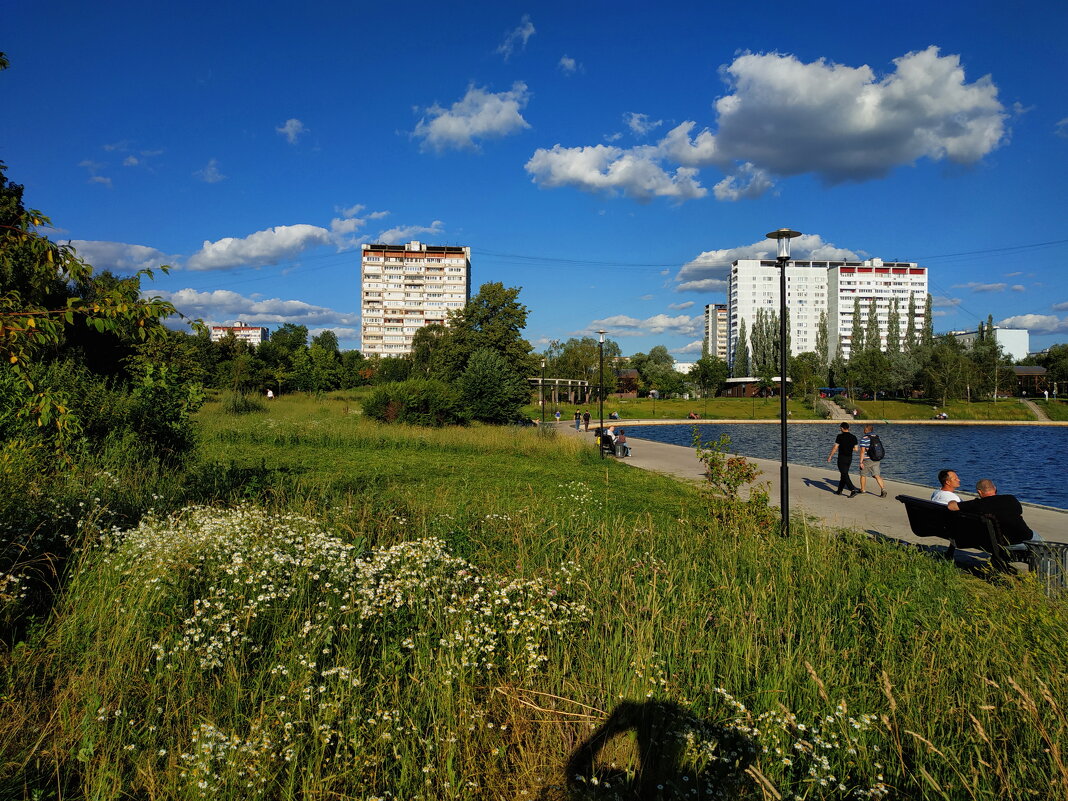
{"left": 597, "top": 330, "right": 606, "bottom": 456}
{"left": 540, "top": 358, "right": 546, "bottom": 424}
{"left": 766, "top": 228, "right": 802, "bottom": 536}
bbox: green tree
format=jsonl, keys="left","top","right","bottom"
{"left": 850, "top": 298, "right": 865, "bottom": 356}
{"left": 459, "top": 348, "right": 532, "bottom": 424}
{"left": 864, "top": 300, "right": 881, "bottom": 354}
{"left": 689, "top": 355, "right": 729, "bottom": 398}
{"left": 438, "top": 282, "right": 536, "bottom": 381}
{"left": 815, "top": 310, "right": 829, "bottom": 371}
{"left": 270, "top": 323, "right": 309, "bottom": 354}
{"left": 885, "top": 298, "right": 901, "bottom": 355}
{"left": 789, "top": 351, "right": 824, "bottom": 398}
{"left": 732, "top": 320, "right": 749, "bottom": 377}
{"left": 905, "top": 293, "right": 918, "bottom": 352}
{"left": 922, "top": 295, "right": 934, "bottom": 347}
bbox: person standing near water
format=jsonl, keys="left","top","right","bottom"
{"left": 827, "top": 422, "right": 859, "bottom": 497}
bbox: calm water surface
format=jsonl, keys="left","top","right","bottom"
{"left": 626, "top": 423, "right": 1068, "bottom": 509}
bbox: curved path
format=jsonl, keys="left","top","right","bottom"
{"left": 558, "top": 421, "right": 1067, "bottom": 556}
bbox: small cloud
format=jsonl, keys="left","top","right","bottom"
{"left": 713, "top": 162, "right": 775, "bottom": 201}
{"left": 1011, "top": 285, "right": 1026, "bottom": 292}
{"left": 276, "top": 118, "right": 307, "bottom": 144}
{"left": 558, "top": 55, "right": 581, "bottom": 74}
{"left": 1052, "top": 301, "right": 1068, "bottom": 311}
{"left": 123, "top": 155, "right": 139, "bottom": 167}
{"left": 639, "top": 294, "right": 655, "bottom": 301}
{"left": 194, "top": 159, "right": 226, "bottom": 183}
{"left": 953, "top": 281, "right": 1007, "bottom": 292}
{"left": 589, "top": 313, "right": 699, "bottom": 337}
{"left": 931, "top": 295, "right": 963, "bottom": 308}
{"left": 676, "top": 340, "right": 705, "bottom": 354}
{"left": 497, "top": 14, "right": 535, "bottom": 60}
{"left": 70, "top": 240, "right": 177, "bottom": 271}
{"left": 375, "top": 220, "right": 445, "bottom": 245}
{"left": 1056, "top": 118, "right": 1068, "bottom": 139}
{"left": 1005, "top": 271, "right": 1023, "bottom": 277}
{"left": 624, "top": 112, "right": 663, "bottom": 137}
{"left": 668, "top": 301, "right": 694, "bottom": 310}
{"left": 79, "top": 159, "right": 111, "bottom": 185}
{"left": 89, "top": 175, "right": 113, "bottom": 187}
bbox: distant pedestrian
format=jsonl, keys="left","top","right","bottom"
{"left": 555, "top": 410, "right": 561, "bottom": 422}
{"left": 574, "top": 411, "right": 582, "bottom": 431}
{"left": 826, "top": 422, "right": 859, "bottom": 497}
{"left": 857, "top": 424, "right": 887, "bottom": 498}
{"left": 617, "top": 428, "right": 631, "bottom": 457}
{"left": 266, "top": 389, "right": 274, "bottom": 400}
{"left": 582, "top": 411, "right": 591, "bottom": 431}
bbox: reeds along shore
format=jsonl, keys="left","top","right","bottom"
{"left": 2, "top": 392, "right": 1067, "bottom": 800}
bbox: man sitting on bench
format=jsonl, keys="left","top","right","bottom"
{"left": 946, "top": 479, "right": 1043, "bottom": 549}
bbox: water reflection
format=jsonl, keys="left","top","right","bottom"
{"left": 627, "top": 423, "right": 1068, "bottom": 509}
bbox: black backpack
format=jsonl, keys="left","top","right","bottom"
{"left": 867, "top": 434, "right": 885, "bottom": 461}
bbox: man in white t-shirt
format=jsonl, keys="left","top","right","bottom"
{"left": 931, "top": 469, "right": 962, "bottom": 505}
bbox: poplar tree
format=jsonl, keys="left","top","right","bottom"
{"left": 815, "top": 310, "right": 828, "bottom": 369}
{"left": 733, "top": 319, "right": 750, "bottom": 377}
{"left": 905, "top": 293, "right": 918, "bottom": 351}
{"left": 851, "top": 298, "right": 865, "bottom": 356}
{"left": 886, "top": 298, "right": 901, "bottom": 354}
{"left": 864, "top": 299, "right": 881, "bottom": 354}
{"left": 922, "top": 295, "right": 934, "bottom": 346}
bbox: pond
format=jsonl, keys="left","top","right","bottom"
{"left": 626, "top": 423, "right": 1068, "bottom": 509}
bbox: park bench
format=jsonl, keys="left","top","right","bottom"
{"left": 593, "top": 428, "right": 617, "bottom": 458}
{"left": 895, "top": 495, "right": 1015, "bottom": 572}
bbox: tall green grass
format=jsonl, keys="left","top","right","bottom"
{"left": 3, "top": 393, "right": 1067, "bottom": 800}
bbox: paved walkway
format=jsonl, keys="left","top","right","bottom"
{"left": 1023, "top": 399, "right": 1051, "bottom": 422}
{"left": 558, "top": 421, "right": 1067, "bottom": 563}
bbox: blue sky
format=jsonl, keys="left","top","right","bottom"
{"left": 5, "top": 0, "right": 1068, "bottom": 357}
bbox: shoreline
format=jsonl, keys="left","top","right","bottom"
{"left": 589, "top": 418, "right": 1068, "bottom": 427}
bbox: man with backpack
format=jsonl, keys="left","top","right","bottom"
{"left": 858, "top": 424, "right": 887, "bottom": 498}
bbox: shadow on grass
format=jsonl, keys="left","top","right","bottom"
{"left": 539, "top": 700, "right": 755, "bottom": 800}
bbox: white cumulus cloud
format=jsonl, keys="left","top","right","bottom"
{"left": 527, "top": 46, "right": 1006, "bottom": 203}
{"left": 525, "top": 144, "right": 706, "bottom": 201}
{"left": 194, "top": 159, "right": 226, "bottom": 183}
{"left": 414, "top": 82, "right": 531, "bottom": 152}
{"left": 70, "top": 241, "right": 178, "bottom": 272}
{"left": 674, "top": 234, "right": 862, "bottom": 293}
{"left": 997, "top": 314, "right": 1068, "bottom": 334}
{"left": 625, "top": 112, "right": 663, "bottom": 137}
{"left": 954, "top": 281, "right": 1007, "bottom": 292}
{"left": 154, "top": 288, "right": 360, "bottom": 329}
{"left": 589, "top": 313, "right": 699, "bottom": 337}
{"left": 187, "top": 224, "right": 332, "bottom": 270}
{"left": 559, "top": 55, "right": 580, "bottom": 74}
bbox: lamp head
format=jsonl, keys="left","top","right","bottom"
{"left": 597, "top": 329, "right": 606, "bottom": 344}
{"left": 765, "top": 228, "right": 802, "bottom": 260}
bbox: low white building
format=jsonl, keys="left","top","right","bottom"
{"left": 947, "top": 326, "right": 1030, "bottom": 362}
{"left": 210, "top": 321, "right": 269, "bottom": 346}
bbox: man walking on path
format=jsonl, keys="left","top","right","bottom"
{"left": 582, "top": 410, "right": 591, "bottom": 431}
{"left": 574, "top": 411, "right": 582, "bottom": 431}
{"left": 827, "top": 422, "right": 859, "bottom": 497}
{"left": 858, "top": 424, "right": 888, "bottom": 497}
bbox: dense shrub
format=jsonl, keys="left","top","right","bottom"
{"left": 460, "top": 348, "right": 532, "bottom": 424}
{"left": 222, "top": 391, "right": 267, "bottom": 415}
{"left": 361, "top": 379, "right": 469, "bottom": 427}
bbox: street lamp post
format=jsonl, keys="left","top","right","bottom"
{"left": 766, "top": 228, "right": 802, "bottom": 537}
{"left": 540, "top": 358, "right": 546, "bottom": 424}
{"left": 597, "top": 330, "right": 606, "bottom": 457}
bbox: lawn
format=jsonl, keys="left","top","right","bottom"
{"left": 528, "top": 395, "right": 819, "bottom": 421}
{"left": 854, "top": 398, "right": 1037, "bottom": 421}
{"left": 3, "top": 392, "right": 1066, "bottom": 800}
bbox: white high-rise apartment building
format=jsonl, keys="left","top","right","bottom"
{"left": 704, "top": 303, "right": 728, "bottom": 360}
{"left": 727, "top": 258, "right": 927, "bottom": 368}
{"left": 360, "top": 241, "right": 471, "bottom": 356}
{"left": 827, "top": 260, "right": 927, "bottom": 360}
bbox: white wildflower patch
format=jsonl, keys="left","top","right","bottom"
{"left": 88, "top": 505, "right": 591, "bottom": 795}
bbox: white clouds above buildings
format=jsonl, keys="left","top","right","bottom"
{"left": 527, "top": 46, "right": 1006, "bottom": 203}
{"left": 187, "top": 224, "right": 333, "bottom": 270}
{"left": 589, "top": 313, "right": 699, "bottom": 337}
{"left": 414, "top": 82, "right": 531, "bottom": 152}
{"left": 70, "top": 240, "right": 178, "bottom": 272}
{"left": 674, "top": 234, "right": 862, "bottom": 293}
{"left": 998, "top": 314, "right": 1068, "bottom": 334}
{"left": 154, "top": 288, "right": 359, "bottom": 329}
